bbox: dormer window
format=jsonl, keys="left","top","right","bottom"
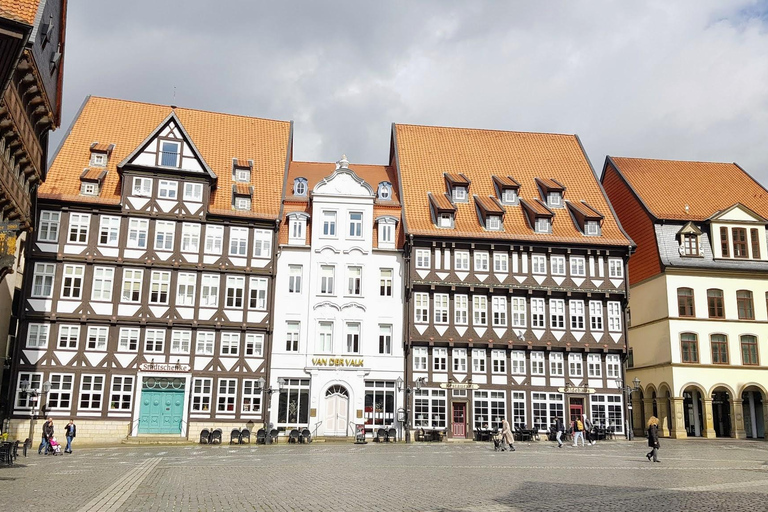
{"left": 428, "top": 192, "right": 457, "bottom": 230}
{"left": 235, "top": 197, "right": 251, "bottom": 210}
{"left": 566, "top": 201, "right": 604, "bottom": 237}
{"left": 89, "top": 142, "right": 114, "bottom": 168}
{"left": 521, "top": 198, "right": 554, "bottom": 234}
{"left": 535, "top": 217, "right": 551, "bottom": 233}
{"left": 487, "top": 216, "right": 501, "bottom": 230}
{"left": 232, "top": 159, "right": 252, "bottom": 183}
{"left": 160, "top": 141, "right": 180, "bottom": 167}
{"left": 235, "top": 168, "right": 250, "bottom": 182}
{"left": 81, "top": 182, "right": 98, "bottom": 196}
{"left": 444, "top": 173, "right": 471, "bottom": 203}
{"left": 294, "top": 177, "right": 308, "bottom": 196}
{"left": 535, "top": 178, "right": 566, "bottom": 209}
{"left": 287, "top": 213, "right": 308, "bottom": 245}
{"left": 376, "top": 216, "right": 398, "bottom": 249}
{"left": 677, "top": 222, "right": 702, "bottom": 258}
{"left": 453, "top": 186, "right": 467, "bottom": 202}
{"left": 79, "top": 168, "right": 107, "bottom": 197}
{"left": 232, "top": 183, "right": 253, "bottom": 211}
{"left": 91, "top": 153, "right": 106, "bottom": 167}
{"left": 492, "top": 176, "right": 521, "bottom": 205}
{"left": 439, "top": 213, "right": 454, "bottom": 228}
{"left": 585, "top": 221, "right": 599, "bottom": 236}
{"left": 378, "top": 181, "right": 392, "bottom": 200}
{"left": 474, "top": 195, "right": 505, "bottom": 231}
{"left": 547, "top": 192, "right": 562, "bottom": 207}
{"left": 502, "top": 189, "right": 517, "bottom": 204}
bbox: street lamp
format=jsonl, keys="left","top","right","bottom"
{"left": 397, "top": 377, "right": 425, "bottom": 443}
{"left": 616, "top": 377, "right": 641, "bottom": 440}
{"left": 19, "top": 379, "right": 51, "bottom": 445}
{"left": 257, "top": 377, "right": 285, "bottom": 444}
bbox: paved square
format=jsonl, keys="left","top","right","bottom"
{"left": 1, "top": 439, "right": 767, "bottom": 511}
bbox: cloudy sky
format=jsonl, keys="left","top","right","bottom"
{"left": 53, "top": 1, "right": 768, "bottom": 183}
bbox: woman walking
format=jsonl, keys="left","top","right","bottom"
{"left": 646, "top": 416, "right": 661, "bottom": 463}
{"left": 501, "top": 418, "right": 516, "bottom": 451}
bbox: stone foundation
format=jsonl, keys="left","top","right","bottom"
{"left": 5, "top": 418, "right": 133, "bottom": 445}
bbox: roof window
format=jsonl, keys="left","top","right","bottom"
{"left": 428, "top": 192, "right": 456, "bottom": 229}
{"left": 294, "top": 177, "right": 308, "bottom": 196}
{"left": 232, "top": 183, "right": 253, "bottom": 211}
{"left": 444, "top": 173, "right": 470, "bottom": 203}
{"left": 566, "top": 201, "right": 604, "bottom": 237}
{"left": 378, "top": 181, "right": 393, "bottom": 201}
{"left": 79, "top": 168, "right": 107, "bottom": 197}
{"left": 492, "top": 176, "right": 520, "bottom": 205}
{"left": 89, "top": 142, "right": 114, "bottom": 168}
{"left": 535, "top": 178, "right": 566, "bottom": 209}
{"left": 520, "top": 198, "right": 554, "bottom": 234}
{"left": 474, "top": 195, "right": 505, "bottom": 231}
{"left": 232, "top": 159, "right": 252, "bottom": 183}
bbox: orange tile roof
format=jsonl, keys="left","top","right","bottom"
{"left": 535, "top": 177, "right": 565, "bottom": 192}
{"left": 41, "top": 97, "right": 291, "bottom": 219}
{"left": 444, "top": 173, "right": 470, "bottom": 185}
{"left": 234, "top": 183, "right": 252, "bottom": 196}
{"left": 474, "top": 195, "right": 504, "bottom": 215}
{"left": 566, "top": 200, "right": 603, "bottom": 220}
{"left": 0, "top": 0, "right": 40, "bottom": 25}
{"left": 394, "top": 124, "right": 632, "bottom": 246}
{"left": 234, "top": 159, "right": 251, "bottom": 169}
{"left": 608, "top": 157, "right": 768, "bottom": 221}
{"left": 428, "top": 192, "right": 455, "bottom": 212}
{"left": 81, "top": 168, "right": 107, "bottom": 181}
{"left": 90, "top": 143, "right": 113, "bottom": 153}
{"left": 492, "top": 175, "right": 520, "bottom": 188}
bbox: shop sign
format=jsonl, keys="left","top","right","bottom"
{"left": 558, "top": 383, "right": 596, "bottom": 394}
{"left": 439, "top": 382, "right": 480, "bottom": 390}
{"left": 311, "top": 357, "right": 364, "bottom": 367}
{"left": 139, "top": 362, "right": 190, "bottom": 372}
{"left": 0, "top": 222, "right": 20, "bottom": 273}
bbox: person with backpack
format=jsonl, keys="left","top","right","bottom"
{"left": 583, "top": 415, "right": 595, "bottom": 446}
{"left": 572, "top": 416, "right": 585, "bottom": 447}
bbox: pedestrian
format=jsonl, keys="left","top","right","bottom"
{"left": 39, "top": 417, "right": 54, "bottom": 454}
{"left": 554, "top": 417, "right": 565, "bottom": 448}
{"left": 583, "top": 415, "right": 595, "bottom": 445}
{"left": 64, "top": 419, "right": 76, "bottom": 454}
{"left": 501, "top": 418, "right": 516, "bottom": 451}
{"left": 646, "top": 416, "right": 661, "bottom": 463}
{"left": 572, "top": 416, "right": 585, "bottom": 447}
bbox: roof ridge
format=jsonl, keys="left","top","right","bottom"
{"left": 609, "top": 155, "right": 737, "bottom": 166}
{"left": 395, "top": 123, "right": 577, "bottom": 138}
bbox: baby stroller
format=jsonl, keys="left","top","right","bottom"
{"left": 492, "top": 431, "right": 508, "bottom": 452}
{"left": 47, "top": 437, "right": 63, "bottom": 455}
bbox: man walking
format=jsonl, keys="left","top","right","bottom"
{"left": 38, "top": 417, "right": 54, "bottom": 454}
{"left": 64, "top": 419, "right": 76, "bottom": 454}
{"left": 583, "top": 415, "right": 595, "bottom": 446}
{"left": 555, "top": 417, "right": 565, "bottom": 448}
{"left": 572, "top": 416, "right": 585, "bottom": 447}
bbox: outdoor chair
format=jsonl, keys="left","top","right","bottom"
{"left": 240, "top": 428, "right": 251, "bottom": 444}
{"left": 199, "top": 428, "right": 211, "bottom": 444}
{"left": 375, "top": 428, "right": 387, "bottom": 442}
{"left": 387, "top": 427, "right": 397, "bottom": 442}
{"left": 256, "top": 428, "right": 266, "bottom": 444}
{"left": 300, "top": 428, "right": 312, "bottom": 443}
{"left": 288, "top": 429, "right": 300, "bottom": 443}
{"left": 0, "top": 443, "right": 9, "bottom": 465}
{"left": 210, "top": 428, "right": 223, "bottom": 444}
{"left": 607, "top": 426, "right": 616, "bottom": 439}
{"left": 230, "top": 428, "right": 242, "bottom": 445}
{"left": 269, "top": 429, "right": 279, "bottom": 443}
{"left": 415, "top": 429, "right": 426, "bottom": 442}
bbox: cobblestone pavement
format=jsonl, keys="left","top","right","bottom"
{"left": 2, "top": 438, "right": 768, "bottom": 511}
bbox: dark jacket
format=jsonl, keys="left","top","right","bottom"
{"left": 65, "top": 423, "right": 76, "bottom": 438}
{"left": 43, "top": 421, "right": 54, "bottom": 439}
{"left": 555, "top": 419, "right": 565, "bottom": 433}
{"left": 647, "top": 424, "right": 659, "bottom": 448}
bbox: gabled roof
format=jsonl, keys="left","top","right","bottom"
{"left": 444, "top": 173, "right": 470, "bottom": 186}
{"left": 0, "top": 0, "right": 41, "bottom": 25}
{"left": 677, "top": 221, "right": 702, "bottom": 236}
{"left": 606, "top": 157, "right": 768, "bottom": 222}
{"left": 492, "top": 175, "right": 520, "bottom": 189}
{"left": 708, "top": 203, "right": 767, "bottom": 223}
{"left": 566, "top": 200, "right": 604, "bottom": 220}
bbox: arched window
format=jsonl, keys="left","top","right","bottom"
{"left": 677, "top": 288, "right": 694, "bottom": 317}
{"left": 710, "top": 334, "right": 728, "bottom": 364}
{"left": 294, "top": 177, "right": 307, "bottom": 196}
{"left": 706, "top": 289, "right": 724, "bottom": 319}
{"left": 680, "top": 333, "right": 698, "bottom": 363}
{"left": 740, "top": 335, "right": 759, "bottom": 365}
{"left": 378, "top": 181, "right": 392, "bottom": 200}
{"left": 736, "top": 290, "right": 754, "bottom": 320}
{"left": 326, "top": 385, "right": 348, "bottom": 397}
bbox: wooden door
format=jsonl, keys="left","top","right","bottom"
{"left": 324, "top": 393, "right": 349, "bottom": 436}
{"left": 569, "top": 399, "right": 583, "bottom": 426}
{"left": 138, "top": 389, "right": 183, "bottom": 434}
{"left": 452, "top": 403, "right": 466, "bottom": 438}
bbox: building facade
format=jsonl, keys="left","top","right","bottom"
{"left": 602, "top": 157, "right": 768, "bottom": 439}
{"left": 7, "top": 97, "right": 291, "bottom": 443}
{"left": 0, "top": 0, "right": 67, "bottom": 420}
{"left": 270, "top": 156, "right": 405, "bottom": 438}
{"left": 394, "top": 124, "right": 634, "bottom": 440}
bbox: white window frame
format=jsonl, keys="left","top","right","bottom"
{"left": 415, "top": 292, "right": 429, "bottom": 323}
{"left": 109, "top": 376, "right": 134, "bottom": 411}
{"left": 569, "top": 300, "right": 585, "bottom": 330}
{"left": 589, "top": 301, "right": 603, "bottom": 331}
{"left": 453, "top": 186, "right": 467, "bottom": 202}
{"left": 535, "top": 217, "right": 551, "bottom": 234}
{"left": 79, "top": 375, "right": 105, "bottom": 411}
{"left": 378, "top": 220, "right": 395, "bottom": 246}
{"left": 472, "top": 349, "right": 486, "bottom": 373}
{"left": 346, "top": 266, "right": 362, "bottom": 296}
{"left": 191, "top": 377, "right": 213, "bottom": 412}
{"left": 38, "top": 211, "right": 60, "bottom": 242}
{"left": 454, "top": 294, "right": 468, "bottom": 325}
{"left": 413, "top": 346, "right": 428, "bottom": 371}
{"left": 86, "top": 326, "right": 108, "bottom": 351}
{"left": 68, "top": 213, "right": 90, "bottom": 244}
{"left": 551, "top": 255, "right": 566, "bottom": 276}
{"left": 486, "top": 215, "right": 501, "bottom": 230}
{"left": 181, "top": 223, "right": 201, "bottom": 253}
{"left": 317, "top": 321, "right": 334, "bottom": 353}
{"left": 511, "top": 350, "right": 526, "bottom": 375}
{"left": 608, "top": 301, "right": 622, "bottom": 332}
{"left": 345, "top": 322, "right": 361, "bottom": 354}
{"left": 32, "top": 262, "right": 55, "bottom": 298}
{"left": 158, "top": 180, "right": 178, "bottom": 199}
{"left": 154, "top": 220, "right": 176, "bottom": 251}
{"left": 253, "top": 228, "right": 272, "bottom": 258}
{"left": 225, "top": 275, "right": 245, "bottom": 308}
{"left": 433, "top": 347, "right": 447, "bottom": 371}
{"left": 195, "top": 331, "right": 215, "bottom": 355}
{"left": 568, "top": 353, "right": 583, "bottom": 377}
{"left": 132, "top": 177, "right": 152, "bottom": 196}
{"left": 511, "top": 297, "right": 527, "bottom": 328}
{"left": 588, "top": 353, "right": 602, "bottom": 378}
{"left": 80, "top": 182, "right": 98, "bottom": 196}
{"left": 149, "top": 270, "right": 171, "bottom": 305}
{"left": 235, "top": 196, "right": 251, "bottom": 210}
{"left": 492, "top": 296, "right": 507, "bottom": 327}
{"left": 455, "top": 250, "right": 470, "bottom": 271}
{"left": 220, "top": 332, "right": 240, "bottom": 356}
{"left": 473, "top": 295, "right": 488, "bottom": 326}
{"left": 531, "top": 254, "right": 547, "bottom": 275}
{"left": 26, "top": 323, "right": 50, "bottom": 348}
{"left": 320, "top": 265, "right": 335, "bottom": 295}
{"left": 204, "top": 225, "right": 224, "bottom": 255}
{"left": 57, "top": 324, "right": 80, "bottom": 349}
{"left": 322, "top": 211, "right": 337, "bottom": 238}
{"left": 118, "top": 328, "right": 139, "bottom": 352}
{"left": 216, "top": 378, "right": 237, "bottom": 413}
{"left": 434, "top": 293, "right": 449, "bottom": 324}
{"left": 97, "top": 216, "right": 121, "bottom": 247}
{"left": 531, "top": 298, "right": 546, "bottom": 328}
{"left": 415, "top": 249, "right": 431, "bottom": 269}
{"left": 453, "top": 348, "right": 467, "bottom": 373}
{"left": 61, "top": 264, "right": 84, "bottom": 299}
{"left": 242, "top": 379, "right": 262, "bottom": 414}
{"left": 379, "top": 268, "right": 392, "bottom": 297}
{"left": 200, "top": 274, "right": 219, "bottom": 307}
{"left": 47, "top": 373, "right": 74, "bottom": 410}
{"left": 570, "top": 256, "right": 586, "bottom": 277}
{"left": 183, "top": 182, "right": 204, "bottom": 201}
{"left": 606, "top": 354, "right": 621, "bottom": 379}
{"left": 531, "top": 351, "right": 545, "bottom": 376}
{"left": 176, "top": 272, "right": 197, "bottom": 306}
{"left": 228, "top": 227, "right": 248, "bottom": 256}
{"left": 491, "top": 349, "right": 506, "bottom": 374}
{"left": 378, "top": 324, "right": 392, "bottom": 355}
{"left": 144, "top": 329, "right": 165, "bottom": 353}
{"left": 493, "top": 252, "right": 508, "bottom": 273}
{"left": 127, "top": 218, "right": 149, "bottom": 249}
{"left": 550, "top": 352, "right": 564, "bottom": 377}
{"left": 289, "top": 217, "right": 306, "bottom": 243}
{"left": 288, "top": 265, "right": 303, "bottom": 294}
{"left": 16, "top": 372, "right": 43, "bottom": 408}
{"left": 348, "top": 211, "right": 363, "bottom": 238}
{"left": 550, "top": 299, "right": 565, "bottom": 329}
{"left": 285, "top": 322, "right": 300, "bottom": 352}
{"left": 608, "top": 258, "right": 624, "bottom": 278}
{"left": 249, "top": 277, "right": 267, "bottom": 310}
{"left": 474, "top": 251, "right": 489, "bottom": 272}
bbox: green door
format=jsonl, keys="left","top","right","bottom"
{"left": 138, "top": 388, "right": 185, "bottom": 434}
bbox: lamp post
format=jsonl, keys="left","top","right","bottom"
{"left": 19, "top": 379, "right": 51, "bottom": 444}
{"left": 397, "top": 376, "right": 424, "bottom": 443}
{"left": 257, "top": 377, "right": 285, "bottom": 444}
{"left": 616, "top": 377, "right": 641, "bottom": 440}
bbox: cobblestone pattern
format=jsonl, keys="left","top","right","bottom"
{"left": 1, "top": 439, "right": 767, "bottom": 511}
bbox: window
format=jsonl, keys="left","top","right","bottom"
{"left": 682, "top": 234, "right": 699, "bottom": 256}
{"left": 184, "top": 182, "right": 204, "bottom": 201}
{"left": 570, "top": 257, "right": 586, "bottom": 277}
{"left": 317, "top": 322, "right": 333, "bottom": 352}
{"left": 415, "top": 249, "right": 431, "bottom": 269}
{"left": 26, "top": 323, "right": 49, "bottom": 348}
{"left": 160, "top": 141, "right": 180, "bottom": 167}
{"left": 472, "top": 349, "right": 486, "bottom": 373}
{"left": 569, "top": 300, "right": 585, "bottom": 330}
{"left": 455, "top": 251, "right": 470, "bottom": 271}
{"left": 741, "top": 335, "right": 759, "bottom": 365}
{"left": 737, "top": 290, "right": 754, "bottom": 320}
{"left": 235, "top": 197, "right": 251, "bottom": 210}
{"left": 453, "top": 186, "right": 467, "bottom": 202}
{"left": 144, "top": 329, "right": 165, "bottom": 353}
{"left": 379, "top": 268, "right": 392, "bottom": 296}
{"left": 585, "top": 221, "right": 599, "bottom": 236}
{"left": 87, "top": 326, "right": 108, "bottom": 350}
{"left": 733, "top": 228, "right": 748, "bottom": 258}
{"left": 433, "top": 347, "right": 447, "bottom": 371}
{"left": 241, "top": 380, "right": 262, "bottom": 414}
{"left": 320, "top": 265, "right": 335, "bottom": 295}
{"left": 532, "top": 392, "right": 565, "bottom": 432}
{"left": 550, "top": 299, "right": 565, "bottom": 329}
{"left": 294, "top": 178, "right": 307, "bottom": 196}
{"left": 493, "top": 252, "right": 508, "bottom": 273}
{"left": 486, "top": 215, "right": 501, "bottom": 230}
{"left": 677, "top": 288, "right": 695, "bottom": 317}
{"left": 438, "top": 213, "right": 454, "bottom": 228}
{"left": 378, "top": 324, "right": 392, "bottom": 354}
{"left": 453, "top": 348, "right": 467, "bottom": 373}
{"left": 288, "top": 265, "right": 302, "bottom": 294}
{"left": 589, "top": 301, "right": 603, "bottom": 331}
{"left": 158, "top": 180, "right": 178, "bottom": 199}
{"left": 750, "top": 228, "right": 761, "bottom": 259}
{"left": 413, "top": 346, "right": 428, "bottom": 371}
{"left": 364, "top": 380, "right": 396, "bottom": 430}
{"left": 547, "top": 192, "right": 562, "bottom": 207}
{"left": 204, "top": 225, "right": 224, "bottom": 255}
{"left": 249, "top": 277, "right": 267, "bottom": 310}
{"left": 551, "top": 256, "right": 566, "bottom": 276}
{"left": 217, "top": 379, "right": 237, "bottom": 412}
{"left": 348, "top": 212, "right": 363, "bottom": 238}
{"left": 127, "top": 219, "right": 149, "bottom": 249}
{"left": 608, "top": 259, "right": 623, "bottom": 278}
{"left": 81, "top": 182, "right": 98, "bottom": 197}
{"left": 378, "top": 220, "right": 395, "bottom": 246}
{"left": 534, "top": 217, "right": 551, "bottom": 233}
{"left": 201, "top": 274, "right": 219, "bottom": 307}
{"left": 252, "top": 229, "right": 272, "bottom": 258}
{"left": 289, "top": 217, "right": 305, "bottom": 243}
{"left": 15, "top": 372, "right": 43, "bottom": 408}
{"left": 32, "top": 263, "right": 55, "bottom": 298}
{"left": 501, "top": 188, "right": 517, "bottom": 204}
{"left": 550, "top": 352, "right": 564, "bottom": 376}
{"left": 79, "top": 375, "right": 104, "bottom": 410}
{"left": 133, "top": 177, "right": 152, "bottom": 196}
{"left": 491, "top": 296, "right": 507, "bottom": 326}
{"left": 347, "top": 266, "right": 362, "bottom": 296}
{"left": 195, "top": 331, "right": 215, "bottom": 355}
{"left": 607, "top": 302, "right": 621, "bottom": 332}
{"left": 225, "top": 275, "right": 245, "bottom": 308}
{"left": 48, "top": 374, "right": 74, "bottom": 409}
{"left": 531, "top": 255, "right": 546, "bottom": 274}
{"left": 474, "top": 252, "right": 489, "bottom": 272}
{"left": 345, "top": 322, "right": 361, "bottom": 353}
{"left": 590, "top": 395, "right": 624, "bottom": 434}
{"left": 234, "top": 168, "right": 251, "bottom": 183}
{"left": 568, "top": 353, "right": 583, "bottom": 377}
{"left": 191, "top": 378, "right": 212, "bottom": 412}
{"left": 61, "top": 264, "right": 84, "bottom": 299}
{"left": 490, "top": 350, "right": 506, "bottom": 374}
{"left": 176, "top": 273, "right": 196, "bottom": 306}
{"left": 472, "top": 390, "right": 506, "bottom": 430}
{"left": 711, "top": 334, "right": 728, "bottom": 364}
{"left": 220, "top": 332, "right": 240, "bottom": 356}
{"left": 96, "top": 216, "right": 120, "bottom": 247}
{"left": 285, "top": 322, "right": 300, "bottom": 352}
{"left": 587, "top": 354, "right": 602, "bottom": 377}
{"left": 720, "top": 226, "right": 730, "bottom": 257}
{"left": 473, "top": 296, "right": 487, "bottom": 326}
{"left": 531, "top": 352, "right": 545, "bottom": 376}
{"left": 68, "top": 213, "right": 90, "bottom": 244}
{"left": 414, "top": 388, "right": 448, "bottom": 429}
{"left": 154, "top": 221, "right": 175, "bottom": 251}
{"left": 181, "top": 223, "right": 201, "bottom": 253}
{"left": 511, "top": 351, "right": 527, "bottom": 375}
{"left": 707, "top": 289, "right": 724, "bottom": 318}
{"left": 452, "top": 294, "right": 467, "bottom": 325}
{"left": 434, "top": 294, "right": 449, "bottom": 324}
{"left": 118, "top": 328, "right": 139, "bottom": 351}
{"left": 109, "top": 376, "right": 134, "bottom": 411}
{"left": 415, "top": 293, "right": 429, "bottom": 323}
{"left": 681, "top": 333, "right": 698, "bottom": 363}
{"left": 606, "top": 354, "right": 620, "bottom": 378}
{"left": 276, "top": 378, "right": 311, "bottom": 425}
{"left": 149, "top": 271, "right": 170, "bottom": 304}
{"left": 172, "top": 330, "right": 190, "bottom": 355}
{"left": 229, "top": 227, "right": 248, "bottom": 256}
{"left": 511, "top": 297, "right": 527, "bottom": 328}
{"left": 38, "top": 211, "right": 60, "bottom": 242}
{"left": 57, "top": 325, "right": 79, "bottom": 349}
{"left": 531, "top": 298, "right": 545, "bottom": 328}
{"left": 322, "top": 211, "right": 337, "bottom": 237}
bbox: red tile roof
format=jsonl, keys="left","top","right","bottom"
{"left": 0, "top": 0, "right": 40, "bottom": 25}
{"left": 428, "top": 192, "right": 456, "bottom": 212}
{"left": 474, "top": 195, "right": 504, "bottom": 215}
{"left": 444, "top": 173, "right": 470, "bottom": 185}
{"left": 566, "top": 200, "right": 603, "bottom": 220}
{"left": 492, "top": 175, "right": 520, "bottom": 188}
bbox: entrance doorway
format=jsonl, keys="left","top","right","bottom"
{"left": 569, "top": 398, "right": 584, "bottom": 425}
{"left": 138, "top": 377, "right": 185, "bottom": 435}
{"left": 711, "top": 389, "right": 732, "bottom": 438}
{"left": 324, "top": 385, "right": 349, "bottom": 436}
{"left": 683, "top": 388, "right": 704, "bottom": 436}
{"left": 452, "top": 403, "right": 466, "bottom": 438}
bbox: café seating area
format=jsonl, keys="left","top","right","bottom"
{"left": 415, "top": 428, "right": 446, "bottom": 442}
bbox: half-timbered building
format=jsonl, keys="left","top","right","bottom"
{"left": 7, "top": 96, "right": 291, "bottom": 443}
{"left": 394, "top": 124, "right": 635, "bottom": 440}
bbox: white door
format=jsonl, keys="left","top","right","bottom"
{"left": 324, "top": 385, "right": 349, "bottom": 436}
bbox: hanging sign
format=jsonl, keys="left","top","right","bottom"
{"left": 558, "top": 383, "right": 596, "bottom": 394}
